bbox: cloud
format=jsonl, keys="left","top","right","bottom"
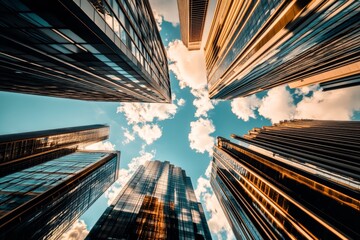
{"left": 117, "top": 98, "right": 178, "bottom": 146}
{"left": 149, "top": 0, "right": 179, "bottom": 25}
{"left": 105, "top": 148, "right": 155, "bottom": 205}
{"left": 83, "top": 141, "right": 115, "bottom": 151}
{"left": 188, "top": 118, "right": 215, "bottom": 156}
{"left": 294, "top": 84, "right": 319, "bottom": 96}
{"left": 122, "top": 127, "right": 135, "bottom": 145}
{"left": 60, "top": 220, "right": 89, "bottom": 240}
{"left": 258, "top": 86, "right": 296, "bottom": 123}
{"left": 294, "top": 86, "right": 360, "bottom": 120}
{"left": 231, "top": 85, "right": 360, "bottom": 123}
{"left": 177, "top": 98, "right": 186, "bottom": 106}
{"left": 191, "top": 88, "right": 215, "bottom": 118}
{"left": 167, "top": 40, "right": 207, "bottom": 90}
{"left": 231, "top": 95, "right": 261, "bottom": 121}
{"left": 133, "top": 124, "right": 162, "bottom": 145}
{"left": 195, "top": 176, "right": 211, "bottom": 200}
{"left": 195, "top": 163, "right": 235, "bottom": 240}
{"left": 117, "top": 102, "right": 177, "bottom": 124}
{"left": 152, "top": 9, "right": 163, "bottom": 31}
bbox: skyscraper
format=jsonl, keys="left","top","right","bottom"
{"left": 0, "top": 0, "right": 170, "bottom": 102}
{"left": 205, "top": 1, "right": 360, "bottom": 99}
{"left": 0, "top": 124, "right": 109, "bottom": 176}
{"left": 211, "top": 120, "right": 360, "bottom": 239}
{"left": 0, "top": 151, "right": 120, "bottom": 240}
{"left": 177, "top": 0, "right": 209, "bottom": 50}
{"left": 87, "top": 160, "right": 212, "bottom": 239}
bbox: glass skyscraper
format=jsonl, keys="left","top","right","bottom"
{"left": 205, "top": 1, "right": 360, "bottom": 99}
{"left": 87, "top": 160, "right": 212, "bottom": 239}
{"left": 0, "top": 151, "right": 120, "bottom": 240}
{"left": 0, "top": 0, "right": 170, "bottom": 102}
{"left": 211, "top": 120, "right": 360, "bottom": 239}
{"left": 0, "top": 124, "right": 109, "bottom": 176}
{"left": 177, "top": 0, "right": 209, "bottom": 50}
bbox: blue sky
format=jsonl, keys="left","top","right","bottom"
{"left": 1, "top": 0, "right": 360, "bottom": 239}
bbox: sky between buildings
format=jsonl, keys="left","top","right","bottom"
{"left": 0, "top": 0, "right": 360, "bottom": 239}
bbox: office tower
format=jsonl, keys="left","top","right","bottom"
{"left": 0, "top": 0, "right": 170, "bottom": 102}
{"left": 0, "top": 151, "right": 120, "bottom": 240}
{"left": 0, "top": 124, "right": 109, "bottom": 176}
{"left": 177, "top": 0, "right": 209, "bottom": 50}
{"left": 87, "top": 160, "right": 212, "bottom": 239}
{"left": 205, "top": 1, "right": 360, "bottom": 99}
{"left": 211, "top": 120, "right": 360, "bottom": 239}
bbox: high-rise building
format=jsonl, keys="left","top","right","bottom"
{"left": 0, "top": 151, "right": 120, "bottom": 240}
{"left": 0, "top": 0, "right": 170, "bottom": 102}
{"left": 211, "top": 120, "right": 360, "bottom": 239}
{"left": 177, "top": 0, "right": 209, "bottom": 50}
{"left": 205, "top": 1, "right": 360, "bottom": 99}
{"left": 0, "top": 124, "right": 109, "bottom": 176}
{"left": 87, "top": 160, "right": 212, "bottom": 239}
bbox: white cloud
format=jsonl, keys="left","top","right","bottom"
{"left": 195, "top": 164, "right": 235, "bottom": 240}
{"left": 133, "top": 124, "right": 162, "bottom": 145}
{"left": 177, "top": 98, "right": 186, "bottom": 106}
{"left": 231, "top": 95, "right": 261, "bottom": 121}
{"left": 167, "top": 40, "right": 216, "bottom": 118}
{"left": 83, "top": 141, "right": 115, "bottom": 151}
{"left": 117, "top": 102, "right": 177, "bottom": 124}
{"left": 152, "top": 9, "right": 163, "bottom": 31}
{"left": 191, "top": 88, "right": 215, "bottom": 118}
{"left": 122, "top": 127, "right": 135, "bottom": 145}
{"left": 149, "top": 0, "right": 179, "bottom": 25}
{"left": 188, "top": 118, "right": 215, "bottom": 156}
{"left": 167, "top": 40, "right": 207, "bottom": 90}
{"left": 60, "top": 220, "right": 89, "bottom": 240}
{"left": 195, "top": 176, "right": 211, "bottom": 200}
{"left": 117, "top": 99, "right": 178, "bottom": 146}
{"left": 231, "top": 85, "right": 360, "bottom": 123}
{"left": 258, "top": 86, "right": 296, "bottom": 123}
{"left": 105, "top": 149, "right": 155, "bottom": 205}
{"left": 294, "top": 84, "right": 319, "bottom": 96}
{"left": 295, "top": 86, "right": 360, "bottom": 120}
{"left": 205, "top": 192, "right": 235, "bottom": 240}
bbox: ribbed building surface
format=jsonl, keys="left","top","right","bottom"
{"left": 211, "top": 120, "right": 360, "bottom": 239}
{"left": 205, "top": 1, "right": 360, "bottom": 99}
{"left": 0, "top": 151, "right": 120, "bottom": 240}
{"left": 0, "top": 124, "right": 109, "bottom": 176}
{"left": 87, "top": 160, "right": 212, "bottom": 240}
{"left": 0, "top": 0, "right": 170, "bottom": 102}
{"left": 177, "top": 0, "right": 209, "bottom": 50}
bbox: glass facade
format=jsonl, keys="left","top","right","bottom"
{"left": 211, "top": 120, "right": 360, "bottom": 239}
{"left": 177, "top": 0, "right": 209, "bottom": 50}
{"left": 0, "top": 151, "right": 120, "bottom": 239}
{"left": 0, "top": 0, "right": 170, "bottom": 102}
{"left": 0, "top": 124, "right": 109, "bottom": 176}
{"left": 87, "top": 160, "right": 212, "bottom": 240}
{"left": 205, "top": 0, "right": 360, "bottom": 99}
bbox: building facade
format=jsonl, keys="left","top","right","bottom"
{"left": 0, "top": 151, "right": 120, "bottom": 240}
{"left": 87, "top": 160, "right": 212, "bottom": 239}
{"left": 177, "top": 0, "right": 209, "bottom": 50}
{"left": 205, "top": 1, "right": 360, "bottom": 99}
{"left": 0, "top": 0, "right": 170, "bottom": 102}
{"left": 211, "top": 120, "right": 360, "bottom": 239}
{"left": 0, "top": 124, "right": 109, "bottom": 176}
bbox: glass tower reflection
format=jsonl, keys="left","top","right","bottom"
{"left": 0, "top": 0, "right": 170, "bottom": 102}
{"left": 0, "top": 124, "right": 109, "bottom": 176}
{"left": 211, "top": 120, "right": 360, "bottom": 239}
{"left": 87, "top": 160, "right": 212, "bottom": 240}
{"left": 0, "top": 151, "right": 120, "bottom": 240}
{"left": 205, "top": 1, "right": 360, "bottom": 99}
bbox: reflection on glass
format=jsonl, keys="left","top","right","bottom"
{"left": 87, "top": 161, "right": 212, "bottom": 239}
